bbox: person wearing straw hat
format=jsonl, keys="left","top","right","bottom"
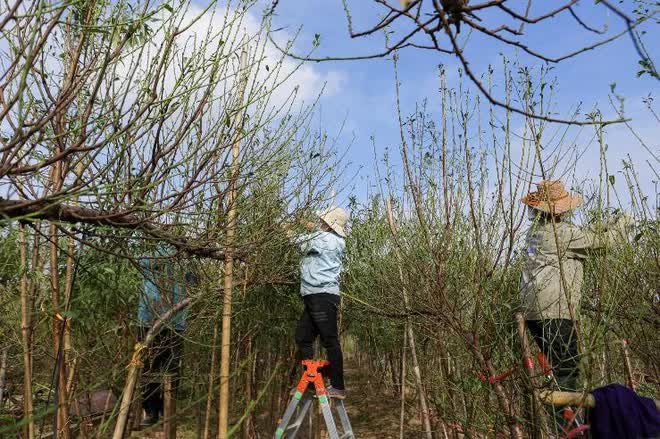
{"left": 287, "top": 206, "right": 349, "bottom": 399}
{"left": 520, "top": 180, "right": 631, "bottom": 394}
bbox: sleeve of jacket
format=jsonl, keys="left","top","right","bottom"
{"left": 293, "top": 233, "right": 316, "bottom": 253}
{"left": 565, "top": 217, "right": 630, "bottom": 258}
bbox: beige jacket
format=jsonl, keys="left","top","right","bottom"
{"left": 520, "top": 218, "right": 629, "bottom": 320}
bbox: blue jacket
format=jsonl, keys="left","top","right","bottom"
{"left": 294, "top": 231, "right": 345, "bottom": 296}
{"left": 137, "top": 247, "right": 195, "bottom": 331}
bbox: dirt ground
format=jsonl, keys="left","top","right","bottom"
{"left": 343, "top": 365, "right": 425, "bottom": 439}
{"left": 130, "top": 362, "right": 426, "bottom": 438}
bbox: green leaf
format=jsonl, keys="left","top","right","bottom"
{"left": 163, "top": 4, "right": 174, "bottom": 13}
{"left": 608, "top": 175, "right": 615, "bottom": 185}
{"left": 60, "top": 310, "right": 80, "bottom": 319}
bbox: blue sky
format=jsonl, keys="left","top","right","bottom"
{"left": 258, "top": 1, "right": 659, "bottom": 208}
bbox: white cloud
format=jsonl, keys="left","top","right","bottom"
{"left": 139, "top": 2, "right": 345, "bottom": 111}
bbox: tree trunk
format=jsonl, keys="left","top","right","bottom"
{"left": 515, "top": 313, "right": 545, "bottom": 438}
{"left": 0, "top": 348, "right": 7, "bottom": 408}
{"left": 63, "top": 230, "right": 77, "bottom": 383}
{"left": 622, "top": 339, "right": 636, "bottom": 390}
{"left": 203, "top": 323, "right": 219, "bottom": 439}
{"left": 164, "top": 374, "right": 177, "bottom": 439}
{"left": 19, "top": 224, "right": 35, "bottom": 439}
{"left": 112, "top": 299, "right": 192, "bottom": 439}
{"left": 49, "top": 223, "right": 72, "bottom": 439}
{"left": 386, "top": 198, "right": 433, "bottom": 439}
{"left": 399, "top": 330, "right": 407, "bottom": 439}
{"left": 243, "top": 337, "right": 253, "bottom": 439}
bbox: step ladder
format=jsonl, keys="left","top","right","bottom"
{"left": 275, "top": 360, "right": 354, "bottom": 439}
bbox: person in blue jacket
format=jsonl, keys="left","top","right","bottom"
{"left": 137, "top": 243, "right": 196, "bottom": 426}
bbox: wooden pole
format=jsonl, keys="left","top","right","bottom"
{"left": 386, "top": 198, "right": 433, "bottom": 439}
{"left": 217, "top": 47, "right": 249, "bottom": 439}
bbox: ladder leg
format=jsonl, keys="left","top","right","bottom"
{"left": 334, "top": 400, "right": 354, "bottom": 438}
{"left": 286, "top": 395, "right": 313, "bottom": 438}
{"left": 318, "top": 395, "right": 341, "bottom": 439}
{"left": 275, "top": 389, "right": 306, "bottom": 439}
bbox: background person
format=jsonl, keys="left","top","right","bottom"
{"left": 520, "top": 180, "right": 631, "bottom": 390}
{"left": 519, "top": 180, "right": 631, "bottom": 429}
{"left": 137, "top": 243, "right": 196, "bottom": 426}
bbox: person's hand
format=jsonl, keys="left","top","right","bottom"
{"left": 610, "top": 212, "right": 635, "bottom": 240}
{"left": 281, "top": 222, "right": 294, "bottom": 238}
{"left": 298, "top": 217, "right": 317, "bottom": 232}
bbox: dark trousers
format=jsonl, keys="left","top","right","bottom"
{"left": 527, "top": 319, "right": 579, "bottom": 391}
{"left": 139, "top": 327, "right": 184, "bottom": 418}
{"left": 295, "top": 293, "right": 345, "bottom": 390}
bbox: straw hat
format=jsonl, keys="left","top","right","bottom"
{"left": 317, "top": 206, "right": 348, "bottom": 238}
{"left": 521, "top": 180, "right": 583, "bottom": 214}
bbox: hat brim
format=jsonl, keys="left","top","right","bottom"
{"left": 316, "top": 210, "right": 347, "bottom": 238}
{"left": 521, "top": 192, "right": 583, "bottom": 214}
{"left": 318, "top": 216, "right": 347, "bottom": 237}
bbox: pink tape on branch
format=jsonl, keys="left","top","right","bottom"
{"left": 523, "top": 357, "right": 534, "bottom": 370}
{"left": 477, "top": 368, "right": 516, "bottom": 384}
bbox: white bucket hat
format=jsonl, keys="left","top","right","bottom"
{"left": 317, "top": 206, "right": 348, "bottom": 237}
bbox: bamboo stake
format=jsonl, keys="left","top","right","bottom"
{"left": 386, "top": 198, "right": 433, "bottom": 439}
{"left": 515, "top": 313, "right": 545, "bottom": 438}
{"left": 19, "top": 224, "right": 35, "bottom": 439}
{"left": 217, "top": 47, "right": 249, "bottom": 439}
